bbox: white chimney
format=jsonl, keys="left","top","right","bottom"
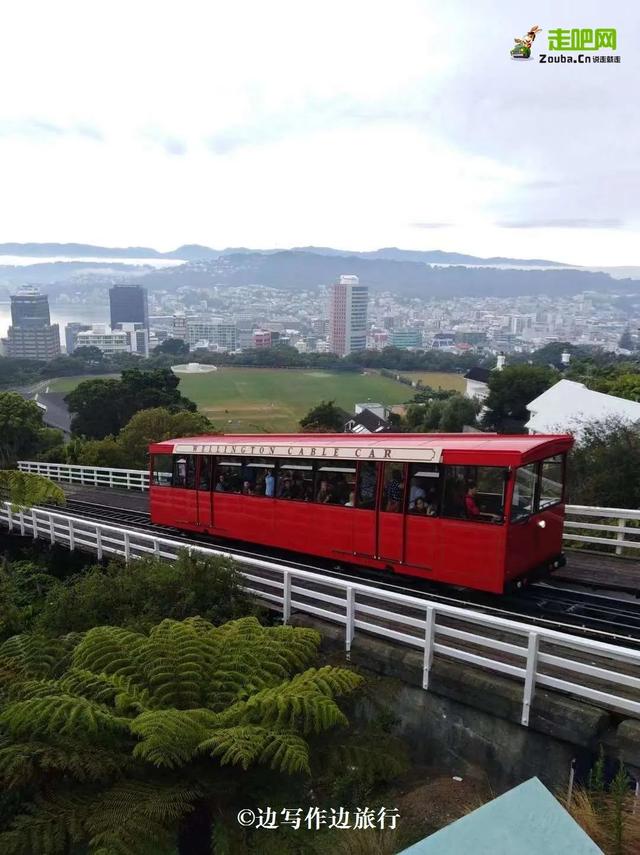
{"left": 561, "top": 350, "right": 571, "bottom": 365}
{"left": 496, "top": 352, "right": 506, "bottom": 371}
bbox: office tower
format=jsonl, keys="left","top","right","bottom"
{"left": 109, "top": 284, "right": 149, "bottom": 331}
{"left": 2, "top": 288, "right": 61, "bottom": 359}
{"left": 328, "top": 274, "right": 368, "bottom": 356}
{"left": 65, "top": 322, "right": 92, "bottom": 354}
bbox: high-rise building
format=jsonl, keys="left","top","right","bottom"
{"left": 65, "top": 322, "right": 92, "bottom": 354}
{"left": 2, "top": 288, "right": 61, "bottom": 359}
{"left": 328, "top": 274, "right": 368, "bottom": 356}
{"left": 109, "top": 284, "right": 149, "bottom": 331}
{"left": 186, "top": 321, "right": 238, "bottom": 351}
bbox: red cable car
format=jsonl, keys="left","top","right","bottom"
{"left": 148, "top": 433, "right": 574, "bottom": 594}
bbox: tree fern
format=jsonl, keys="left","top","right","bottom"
{"left": 0, "top": 616, "right": 363, "bottom": 854}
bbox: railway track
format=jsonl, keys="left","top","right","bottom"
{"left": 37, "top": 498, "right": 640, "bottom": 648}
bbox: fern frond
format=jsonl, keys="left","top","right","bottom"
{"left": 0, "top": 694, "right": 130, "bottom": 741}
{"left": 199, "top": 725, "right": 311, "bottom": 775}
{"left": 130, "top": 708, "right": 219, "bottom": 767}
{"left": 0, "top": 791, "right": 89, "bottom": 855}
{"left": 0, "top": 634, "right": 65, "bottom": 677}
{"left": 85, "top": 780, "right": 199, "bottom": 855}
{"left": 0, "top": 739, "right": 132, "bottom": 788}
{"left": 72, "top": 626, "right": 147, "bottom": 681}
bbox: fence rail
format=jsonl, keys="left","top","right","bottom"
{"left": 2, "top": 501, "right": 640, "bottom": 727}
{"left": 18, "top": 461, "right": 149, "bottom": 491}
{"left": 18, "top": 462, "right": 640, "bottom": 555}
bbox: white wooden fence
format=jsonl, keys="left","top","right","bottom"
{"left": 2, "top": 501, "right": 640, "bottom": 727}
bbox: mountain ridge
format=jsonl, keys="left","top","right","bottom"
{"left": 0, "top": 242, "right": 570, "bottom": 267}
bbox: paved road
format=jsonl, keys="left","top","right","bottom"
{"left": 13, "top": 380, "right": 72, "bottom": 434}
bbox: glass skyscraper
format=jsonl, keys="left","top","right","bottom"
{"left": 109, "top": 284, "right": 149, "bottom": 330}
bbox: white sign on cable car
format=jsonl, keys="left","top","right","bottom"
{"left": 172, "top": 442, "right": 443, "bottom": 463}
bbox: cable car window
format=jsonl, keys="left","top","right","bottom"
{"left": 152, "top": 454, "right": 173, "bottom": 486}
{"left": 215, "top": 460, "right": 242, "bottom": 494}
{"left": 315, "top": 465, "right": 356, "bottom": 506}
{"left": 173, "top": 455, "right": 197, "bottom": 489}
{"left": 356, "top": 461, "right": 377, "bottom": 510}
{"left": 382, "top": 463, "right": 405, "bottom": 513}
{"left": 243, "top": 457, "right": 276, "bottom": 497}
{"left": 277, "top": 459, "right": 313, "bottom": 501}
{"left": 198, "top": 457, "right": 214, "bottom": 491}
{"left": 511, "top": 463, "right": 539, "bottom": 522}
{"left": 442, "top": 465, "right": 506, "bottom": 523}
{"left": 539, "top": 455, "right": 564, "bottom": 509}
{"left": 407, "top": 463, "right": 439, "bottom": 516}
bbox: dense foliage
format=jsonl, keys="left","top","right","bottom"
{"left": 65, "top": 369, "right": 198, "bottom": 439}
{"left": 299, "top": 400, "right": 347, "bottom": 433}
{"left": 64, "top": 407, "right": 216, "bottom": 469}
{"left": 0, "top": 551, "right": 256, "bottom": 642}
{"left": 0, "top": 394, "right": 65, "bottom": 469}
{"left": 404, "top": 392, "right": 479, "bottom": 433}
{"left": 566, "top": 420, "right": 640, "bottom": 508}
{"left": 481, "top": 365, "right": 556, "bottom": 432}
{"left": 0, "top": 616, "right": 363, "bottom": 854}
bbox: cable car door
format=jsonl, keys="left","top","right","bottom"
{"left": 196, "top": 457, "right": 213, "bottom": 528}
{"left": 377, "top": 462, "right": 406, "bottom": 563}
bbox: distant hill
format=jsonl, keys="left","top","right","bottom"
{"left": 139, "top": 250, "right": 640, "bottom": 298}
{"left": 0, "top": 242, "right": 568, "bottom": 267}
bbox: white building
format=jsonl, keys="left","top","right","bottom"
{"left": 526, "top": 379, "right": 640, "bottom": 438}
{"left": 75, "top": 323, "right": 149, "bottom": 357}
{"left": 187, "top": 321, "right": 237, "bottom": 351}
{"left": 328, "top": 274, "right": 368, "bottom": 356}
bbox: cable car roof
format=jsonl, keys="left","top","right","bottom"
{"left": 151, "top": 433, "right": 574, "bottom": 466}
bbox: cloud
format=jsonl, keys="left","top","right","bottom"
{"left": 0, "top": 118, "right": 103, "bottom": 142}
{"left": 499, "top": 218, "right": 624, "bottom": 229}
{"left": 141, "top": 128, "right": 188, "bottom": 156}
{"left": 411, "top": 222, "right": 454, "bottom": 229}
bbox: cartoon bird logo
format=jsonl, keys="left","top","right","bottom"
{"left": 510, "top": 25, "right": 542, "bottom": 59}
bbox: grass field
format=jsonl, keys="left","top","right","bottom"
{"left": 47, "top": 368, "right": 465, "bottom": 432}
{"left": 396, "top": 371, "right": 465, "bottom": 393}
{"left": 46, "top": 374, "right": 119, "bottom": 394}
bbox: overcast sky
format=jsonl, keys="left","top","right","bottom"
{"left": 0, "top": 0, "right": 636, "bottom": 264}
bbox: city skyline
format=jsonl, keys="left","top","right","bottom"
{"left": 0, "top": 1, "right": 636, "bottom": 265}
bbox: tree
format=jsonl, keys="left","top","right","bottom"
{"left": 0, "top": 617, "right": 362, "bottom": 854}
{"left": 75, "top": 437, "right": 132, "bottom": 468}
{"left": 566, "top": 419, "right": 640, "bottom": 507}
{"left": 65, "top": 377, "right": 125, "bottom": 438}
{"left": 299, "top": 400, "right": 346, "bottom": 432}
{"left": 482, "top": 365, "right": 556, "bottom": 432}
{"left": 0, "top": 393, "right": 53, "bottom": 468}
{"left": 404, "top": 393, "right": 479, "bottom": 433}
{"left": 117, "top": 408, "right": 215, "bottom": 468}
{"left": 154, "top": 338, "right": 190, "bottom": 357}
{"left": 66, "top": 370, "right": 197, "bottom": 439}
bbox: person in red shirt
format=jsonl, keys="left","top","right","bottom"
{"left": 465, "top": 482, "right": 501, "bottom": 523}
{"left": 464, "top": 482, "right": 482, "bottom": 518}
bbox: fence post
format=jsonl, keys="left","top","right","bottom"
{"left": 19, "top": 510, "right": 25, "bottom": 537}
{"left": 126, "top": 472, "right": 131, "bottom": 490}
{"left": 282, "top": 571, "right": 292, "bottom": 624}
{"left": 345, "top": 586, "right": 355, "bottom": 658}
{"left": 49, "top": 515, "right": 55, "bottom": 544}
{"left": 521, "top": 631, "right": 540, "bottom": 726}
{"left": 68, "top": 519, "right": 75, "bottom": 551}
{"left": 94, "top": 468, "right": 98, "bottom": 486}
{"left": 422, "top": 605, "right": 436, "bottom": 690}
{"left": 31, "top": 509, "right": 38, "bottom": 540}
{"left": 616, "top": 518, "right": 626, "bottom": 556}
{"left": 7, "top": 505, "right": 13, "bottom": 532}
{"left": 123, "top": 531, "right": 131, "bottom": 563}
{"left": 153, "top": 539, "right": 160, "bottom": 558}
